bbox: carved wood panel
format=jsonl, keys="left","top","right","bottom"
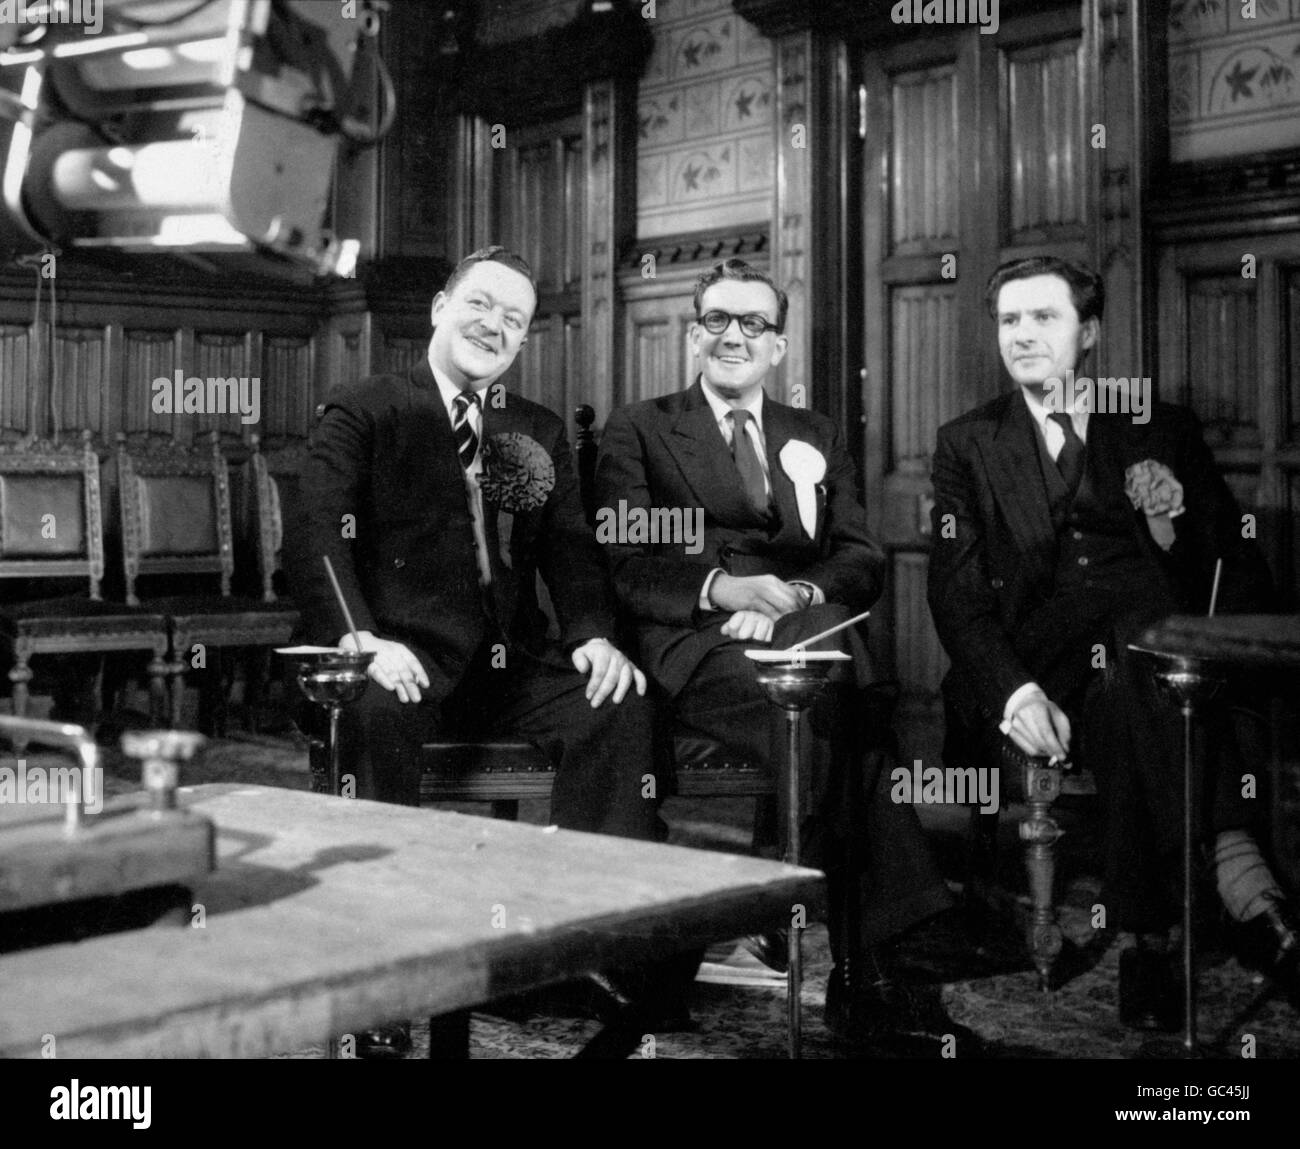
{"left": 1004, "top": 36, "right": 1086, "bottom": 242}
{"left": 890, "top": 284, "right": 959, "bottom": 466}
{"left": 1183, "top": 273, "right": 1259, "bottom": 443}
{"left": 891, "top": 65, "right": 960, "bottom": 251}
{"left": 125, "top": 329, "right": 181, "bottom": 436}
{"left": 51, "top": 327, "right": 107, "bottom": 439}
{"left": 0, "top": 325, "right": 33, "bottom": 436}
{"left": 261, "top": 335, "right": 316, "bottom": 439}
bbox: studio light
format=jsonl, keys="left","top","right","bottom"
{"left": 0, "top": 0, "right": 393, "bottom": 276}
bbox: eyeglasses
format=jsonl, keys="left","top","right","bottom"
{"left": 697, "top": 310, "right": 780, "bottom": 338}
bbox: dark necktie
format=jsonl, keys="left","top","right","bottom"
{"left": 1048, "top": 412, "right": 1085, "bottom": 497}
{"left": 452, "top": 390, "right": 481, "bottom": 470}
{"left": 729, "top": 409, "right": 768, "bottom": 513}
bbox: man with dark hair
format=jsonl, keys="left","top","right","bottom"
{"left": 597, "top": 258, "right": 959, "bottom": 1052}
{"left": 929, "top": 255, "right": 1297, "bottom": 1028}
{"left": 295, "top": 245, "right": 657, "bottom": 833}
{"left": 290, "top": 248, "right": 669, "bottom": 1057}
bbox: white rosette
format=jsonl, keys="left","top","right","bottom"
{"left": 779, "top": 439, "right": 827, "bottom": 539}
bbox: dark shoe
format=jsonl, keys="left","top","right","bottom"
{"left": 824, "top": 962, "right": 982, "bottom": 1055}
{"left": 1118, "top": 947, "right": 1180, "bottom": 1032}
{"left": 742, "top": 930, "right": 789, "bottom": 973}
{"left": 354, "top": 1021, "right": 412, "bottom": 1059}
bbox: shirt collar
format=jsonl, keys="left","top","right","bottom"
{"left": 700, "top": 378, "right": 765, "bottom": 434}
{"left": 429, "top": 351, "right": 489, "bottom": 419}
{"left": 1019, "top": 385, "right": 1088, "bottom": 440}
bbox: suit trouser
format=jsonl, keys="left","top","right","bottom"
{"left": 1075, "top": 644, "right": 1267, "bottom": 933}
{"left": 669, "top": 606, "right": 953, "bottom": 952}
{"left": 322, "top": 639, "right": 664, "bottom": 841}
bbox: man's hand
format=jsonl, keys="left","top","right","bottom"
{"left": 708, "top": 572, "right": 805, "bottom": 620}
{"left": 720, "top": 609, "right": 775, "bottom": 643}
{"left": 340, "top": 631, "right": 429, "bottom": 704}
{"left": 571, "top": 638, "right": 647, "bottom": 708}
{"left": 1006, "top": 694, "right": 1071, "bottom": 761}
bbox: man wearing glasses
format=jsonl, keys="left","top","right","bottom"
{"left": 595, "top": 259, "right": 958, "bottom": 1053}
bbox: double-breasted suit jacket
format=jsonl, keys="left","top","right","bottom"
{"left": 295, "top": 357, "right": 613, "bottom": 697}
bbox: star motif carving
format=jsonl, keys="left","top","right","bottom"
{"left": 1223, "top": 60, "right": 1257, "bottom": 101}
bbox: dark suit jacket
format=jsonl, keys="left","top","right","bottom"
{"left": 927, "top": 391, "right": 1273, "bottom": 728}
{"left": 595, "top": 380, "right": 885, "bottom": 695}
{"left": 291, "top": 358, "right": 614, "bottom": 701}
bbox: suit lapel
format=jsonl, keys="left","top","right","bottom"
{"left": 1086, "top": 411, "right": 1157, "bottom": 556}
{"left": 981, "top": 394, "right": 1057, "bottom": 578}
{"left": 408, "top": 359, "right": 466, "bottom": 498}
{"left": 661, "top": 381, "right": 770, "bottom": 527}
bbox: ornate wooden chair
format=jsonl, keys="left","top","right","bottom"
{"left": 0, "top": 432, "right": 170, "bottom": 732}
{"left": 116, "top": 431, "right": 298, "bottom": 731}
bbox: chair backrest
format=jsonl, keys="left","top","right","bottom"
{"left": 574, "top": 404, "right": 597, "bottom": 526}
{"left": 116, "top": 431, "right": 234, "bottom": 606}
{"left": 248, "top": 434, "right": 308, "bottom": 604}
{"left": 0, "top": 431, "right": 105, "bottom": 599}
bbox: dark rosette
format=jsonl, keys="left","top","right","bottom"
{"left": 479, "top": 432, "right": 556, "bottom": 512}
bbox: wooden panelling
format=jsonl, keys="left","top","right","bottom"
{"left": 890, "top": 65, "right": 959, "bottom": 251}
{"left": 1183, "top": 273, "right": 1258, "bottom": 441}
{"left": 192, "top": 332, "right": 253, "bottom": 439}
{"left": 1156, "top": 236, "right": 1299, "bottom": 606}
{"left": 0, "top": 325, "right": 33, "bottom": 435}
{"left": 892, "top": 551, "right": 948, "bottom": 698}
{"left": 379, "top": 335, "right": 426, "bottom": 379}
{"left": 509, "top": 313, "right": 581, "bottom": 417}
{"left": 1287, "top": 266, "right": 1299, "bottom": 442}
{"left": 890, "top": 284, "right": 959, "bottom": 466}
{"left": 260, "top": 336, "right": 316, "bottom": 438}
{"left": 1004, "top": 37, "right": 1086, "bottom": 241}
{"left": 51, "top": 327, "right": 107, "bottom": 438}
{"left": 494, "top": 123, "right": 585, "bottom": 296}
{"left": 620, "top": 280, "right": 699, "bottom": 407}
{"left": 125, "top": 329, "right": 181, "bottom": 436}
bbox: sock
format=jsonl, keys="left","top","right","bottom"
{"left": 1214, "top": 829, "right": 1283, "bottom": 922}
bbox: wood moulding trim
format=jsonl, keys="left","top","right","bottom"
{"left": 620, "top": 229, "right": 769, "bottom": 272}
{"left": 1150, "top": 151, "right": 1300, "bottom": 240}
{"left": 732, "top": 0, "right": 1072, "bottom": 40}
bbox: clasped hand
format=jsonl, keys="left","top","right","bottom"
{"left": 711, "top": 572, "right": 809, "bottom": 643}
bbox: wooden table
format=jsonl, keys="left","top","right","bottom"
{"left": 0, "top": 783, "right": 824, "bottom": 1058}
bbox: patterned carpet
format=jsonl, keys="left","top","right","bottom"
{"left": 82, "top": 727, "right": 1300, "bottom": 1060}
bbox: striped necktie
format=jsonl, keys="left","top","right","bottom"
{"left": 452, "top": 389, "right": 481, "bottom": 470}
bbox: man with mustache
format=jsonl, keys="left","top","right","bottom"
{"left": 929, "top": 255, "right": 1298, "bottom": 1028}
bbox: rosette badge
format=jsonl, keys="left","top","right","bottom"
{"left": 779, "top": 439, "right": 827, "bottom": 539}
{"left": 1124, "top": 459, "right": 1184, "bottom": 551}
{"left": 479, "top": 432, "right": 556, "bottom": 512}
{"left": 479, "top": 432, "right": 556, "bottom": 568}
